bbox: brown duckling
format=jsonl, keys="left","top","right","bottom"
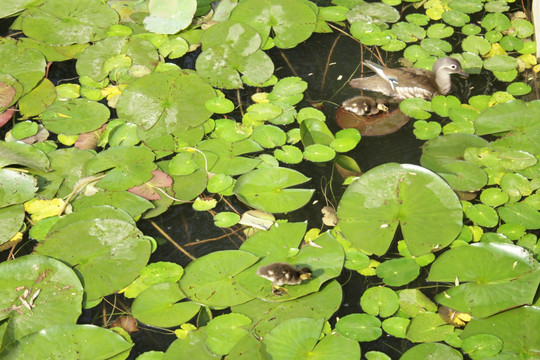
{"left": 342, "top": 96, "right": 389, "bottom": 116}
{"left": 256, "top": 262, "right": 312, "bottom": 296}
{"left": 349, "top": 57, "right": 468, "bottom": 100}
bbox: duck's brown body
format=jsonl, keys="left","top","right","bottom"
{"left": 349, "top": 57, "right": 467, "bottom": 100}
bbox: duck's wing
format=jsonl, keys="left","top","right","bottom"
{"left": 393, "top": 68, "right": 438, "bottom": 100}
{"left": 349, "top": 75, "right": 396, "bottom": 97}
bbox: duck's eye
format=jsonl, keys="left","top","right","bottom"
{"left": 449, "top": 64, "right": 457, "bottom": 70}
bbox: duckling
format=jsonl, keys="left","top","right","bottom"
{"left": 256, "top": 262, "right": 312, "bottom": 296}
{"left": 342, "top": 96, "right": 389, "bottom": 116}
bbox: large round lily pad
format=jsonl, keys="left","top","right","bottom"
{"left": 36, "top": 218, "right": 153, "bottom": 303}
{"left": 0, "top": 324, "right": 132, "bottom": 359}
{"left": 0, "top": 255, "right": 83, "bottom": 345}
{"left": 0, "top": 44, "right": 46, "bottom": 96}
{"left": 428, "top": 243, "right": 540, "bottom": 318}
{"left": 337, "top": 163, "right": 463, "bottom": 256}
{"left": 0, "top": 169, "right": 37, "bottom": 207}
{"left": 41, "top": 98, "right": 110, "bottom": 135}
{"left": 20, "top": 0, "right": 119, "bottom": 45}
{"left": 116, "top": 68, "right": 215, "bottom": 133}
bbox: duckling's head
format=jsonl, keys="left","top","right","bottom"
{"left": 299, "top": 267, "right": 312, "bottom": 280}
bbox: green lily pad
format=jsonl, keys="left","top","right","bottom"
{"left": 431, "top": 95, "right": 461, "bottom": 117}
{"left": 0, "top": 169, "right": 37, "bottom": 207}
{"left": 336, "top": 313, "right": 382, "bottom": 342}
{"left": 21, "top": 0, "right": 119, "bottom": 45}
{"left": 483, "top": 55, "right": 517, "bottom": 72}
{"left": 303, "top": 144, "right": 336, "bottom": 162}
{"left": 462, "top": 35, "right": 491, "bottom": 55}
{"left": 86, "top": 146, "right": 156, "bottom": 191}
{"left": 391, "top": 22, "right": 426, "bottom": 42}
{"left": 462, "top": 202, "right": 499, "bottom": 227}
{"left": 274, "top": 145, "right": 303, "bottom": 164}
{"left": 165, "top": 327, "right": 218, "bottom": 360}
{"left": 214, "top": 211, "right": 241, "bottom": 227}
{"left": 399, "top": 289, "right": 438, "bottom": 317}
{"left": 179, "top": 250, "right": 258, "bottom": 307}
{"left": 123, "top": 261, "right": 184, "bottom": 299}
{"left": 381, "top": 317, "right": 409, "bottom": 338}
{"left": 461, "top": 334, "right": 503, "bottom": 359}
{"left": 407, "top": 312, "right": 454, "bottom": 342}
{"left": 475, "top": 100, "right": 540, "bottom": 154}
{"left": 232, "top": 280, "right": 342, "bottom": 337}
{"left": 0, "top": 0, "right": 46, "bottom": 18}
{"left": 448, "top": 0, "right": 483, "bottom": 13}
{"left": 427, "top": 23, "right": 454, "bottom": 38}
{"left": 479, "top": 188, "right": 509, "bottom": 207}
{"left": 230, "top": 0, "right": 317, "bottom": 49}
{"left": 250, "top": 125, "right": 287, "bottom": 149}
{"left": 41, "top": 98, "right": 110, "bottom": 135}
{"left": 36, "top": 218, "right": 152, "bottom": 303}
{"left": 205, "top": 313, "right": 251, "bottom": 355}
{"left": 116, "top": 68, "right": 214, "bottom": 133}
{"left": 144, "top": 0, "right": 196, "bottom": 34}
{"left": 400, "top": 98, "right": 431, "bottom": 120}
{"left": 347, "top": 2, "right": 400, "bottom": 26}
{"left": 511, "top": 19, "right": 534, "bottom": 38}
{"left": 301, "top": 118, "right": 335, "bottom": 146}
{"left": 461, "top": 306, "right": 540, "bottom": 357}
{"left": 337, "top": 163, "right": 463, "bottom": 256}
{"left": 72, "top": 190, "right": 154, "bottom": 220}
{"left": 18, "top": 78, "right": 56, "bottom": 118}
{"left": 0, "top": 204, "right": 24, "bottom": 246}
{"left": 132, "top": 282, "right": 200, "bottom": 327}
{"left": 76, "top": 37, "right": 158, "bottom": 82}
{"left": 420, "top": 134, "right": 488, "bottom": 191}
{"left": 498, "top": 202, "right": 540, "bottom": 229}
{"left": 0, "top": 255, "right": 83, "bottom": 345}
{"left": 442, "top": 10, "right": 470, "bottom": 27}
{"left": 234, "top": 167, "right": 314, "bottom": 213}
{"left": 360, "top": 286, "right": 399, "bottom": 317}
{"left": 376, "top": 258, "right": 420, "bottom": 286}
{"left": 261, "top": 318, "right": 324, "bottom": 359}
{"left": 400, "top": 343, "right": 463, "bottom": 360}
{"left": 413, "top": 120, "right": 441, "bottom": 140}
{"left": 428, "top": 242, "right": 540, "bottom": 318}
{"left": 0, "top": 44, "right": 46, "bottom": 96}
{"left": 4, "top": 325, "right": 131, "bottom": 359}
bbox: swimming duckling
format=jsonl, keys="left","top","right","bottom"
{"left": 342, "top": 96, "right": 389, "bottom": 116}
{"left": 256, "top": 262, "right": 312, "bottom": 296}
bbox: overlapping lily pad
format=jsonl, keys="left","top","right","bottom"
{"left": 428, "top": 243, "right": 540, "bottom": 318}
{"left": 36, "top": 218, "right": 153, "bottom": 303}
{"left": 0, "top": 255, "right": 83, "bottom": 345}
{"left": 41, "top": 99, "right": 110, "bottom": 135}
{"left": 116, "top": 68, "right": 215, "bottom": 132}
{"left": 179, "top": 250, "right": 259, "bottom": 307}
{"left": 20, "top": 0, "right": 119, "bottom": 45}
{"left": 337, "top": 163, "right": 463, "bottom": 256}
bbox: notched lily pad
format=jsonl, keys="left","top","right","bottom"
{"left": 41, "top": 99, "right": 110, "bottom": 135}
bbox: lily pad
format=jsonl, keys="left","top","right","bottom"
{"left": 400, "top": 343, "right": 462, "bottom": 360}
{"left": 230, "top": 0, "right": 317, "bottom": 49}
{"left": 36, "top": 218, "right": 153, "bottom": 303}
{"left": 336, "top": 313, "right": 382, "bottom": 342}
{"left": 116, "top": 68, "right": 215, "bottom": 133}
{"left": 0, "top": 324, "right": 132, "bottom": 359}
{"left": 0, "top": 44, "right": 46, "bottom": 96}
{"left": 406, "top": 312, "right": 454, "bottom": 342}
{"left": 360, "top": 286, "right": 399, "bottom": 317}
{"left": 0, "top": 169, "right": 37, "bottom": 207}
{"left": 337, "top": 163, "right": 463, "bottom": 256}
{"left": 205, "top": 313, "right": 251, "bottom": 355}
{"left": 428, "top": 242, "right": 540, "bottom": 318}
{"left": 234, "top": 167, "right": 315, "bottom": 213}
{"left": 261, "top": 318, "right": 324, "bottom": 359}
{"left": 132, "top": 282, "right": 200, "bottom": 327}
{"left": 0, "top": 204, "right": 24, "bottom": 246}
{"left": 144, "top": 0, "right": 197, "bottom": 34}
{"left": 461, "top": 306, "right": 540, "bottom": 357}
{"left": 179, "top": 250, "right": 258, "bottom": 307}
{"left": 0, "top": 255, "right": 83, "bottom": 345}
{"left": 232, "top": 280, "right": 343, "bottom": 337}
{"left": 376, "top": 258, "right": 420, "bottom": 286}
{"left": 41, "top": 98, "right": 110, "bottom": 135}
{"left": 21, "top": 0, "right": 119, "bottom": 45}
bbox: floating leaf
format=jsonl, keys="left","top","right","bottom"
{"left": 376, "top": 258, "right": 420, "bottom": 286}
{"left": 41, "top": 98, "right": 110, "bottom": 135}
{"left": 144, "top": 0, "right": 197, "bottom": 34}
{"left": 179, "top": 250, "right": 258, "bottom": 307}
{"left": 21, "top": 0, "right": 119, "bottom": 45}
{"left": 400, "top": 343, "right": 463, "bottom": 360}
{"left": 0, "top": 324, "right": 132, "bottom": 359}
{"left": 234, "top": 167, "right": 314, "bottom": 213}
{"left": 123, "top": 261, "right": 184, "bottom": 299}
{"left": 213, "top": 211, "right": 240, "bottom": 227}
{"left": 205, "top": 313, "right": 251, "bottom": 355}
{"left": 381, "top": 317, "right": 409, "bottom": 338}
{"left": 116, "top": 68, "right": 214, "bottom": 132}
{"left": 428, "top": 243, "right": 540, "bottom": 318}
{"left": 337, "top": 163, "right": 463, "bottom": 256}
{"left": 360, "top": 286, "right": 399, "bottom": 317}
{"left": 400, "top": 98, "right": 431, "bottom": 120}
{"left": 36, "top": 218, "right": 152, "bottom": 303}
{"left": 0, "top": 44, "right": 46, "bottom": 97}
{"left": 0, "top": 169, "right": 37, "bottom": 207}
{"left": 132, "top": 282, "right": 200, "bottom": 327}
{"left": 0, "top": 255, "right": 83, "bottom": 344}
{"left": 336, "top": 313, "right": 382, "bottom": 342}
{"left": 407, "top": 312, "right": 454, "bottom": 342}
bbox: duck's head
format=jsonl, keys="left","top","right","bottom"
{"left": 433, "top": 57, "right": 468, "bottom": 78}
{"left": 299, "top": 267, "right": 312, "bottom": 280}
